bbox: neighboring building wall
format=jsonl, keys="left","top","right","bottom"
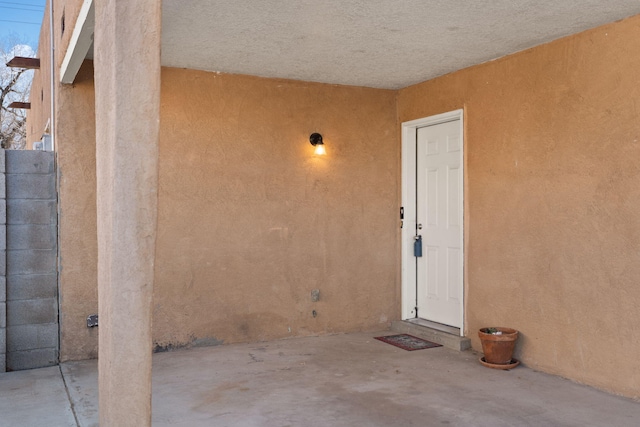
{"left": 398, "top": 14, "right": 640, "bottom": 398}
{"left": 4, "top": 150, "right": 58, "bottom": 371}
{"left": 24, "top": 2, "right": 50, "bottom": 147}
{"left": 27, "top": 0, "right": 86, "bottom": 146}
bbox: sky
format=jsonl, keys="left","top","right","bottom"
{"left": 0, "top": 0, "right": 46, "bottom": 51}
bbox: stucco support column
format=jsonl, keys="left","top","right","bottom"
{"left": 93, "top": 1, "right": 161, "bottom": 425}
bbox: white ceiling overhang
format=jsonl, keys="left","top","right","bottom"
{"left": 62, "top": 0, "right": 640, "bottom": 89}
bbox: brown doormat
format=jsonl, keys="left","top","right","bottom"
{"left": 374, "top": 334, "right": 442, "bottom": 351}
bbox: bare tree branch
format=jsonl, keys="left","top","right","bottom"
{"left": 1, "top": 40, "right": 34, "bottom": 150}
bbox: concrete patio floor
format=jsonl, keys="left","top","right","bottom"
{"left": 1, "top": 331, "right": 639, "bottom": 426}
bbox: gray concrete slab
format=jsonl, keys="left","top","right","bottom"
{"left": 0, "top": 366, "right": 76, "bottom": 427}
{"left": 60, "top": 361, "right": 96, "bottom": 427}
{"left": 56, "top": 332, "right": 640, "bottom": 427}
{"left": 2, "top": 332, "right": 640, "bottom": 426}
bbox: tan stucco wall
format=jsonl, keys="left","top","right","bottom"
{"left": 27, "top": 0, "right": 87, "bottom": 144}
{"left": 51, "top": 65, "right": 399, "bottom": 360}
{"left": 154, "top": 69, "right": 399, "bottom": 348}
{"left": 25, "top": 1, "right": 50, "bottom": 145}
{"left": 57, "top": 61, "right": 98, "bottom": 360}
{"left": 398, "top": 15, "right": 640, "bottom": 398}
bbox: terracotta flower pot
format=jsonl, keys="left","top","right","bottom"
{"left": 478, "top": 327, "right": 518, "bottom": 365}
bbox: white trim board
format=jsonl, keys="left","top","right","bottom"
{"left": 60, "top": 0, "right": 94, "bottom": 84}
{"left": 400, "top": 109, "right": 465, "bottom": 336}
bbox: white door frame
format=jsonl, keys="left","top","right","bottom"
{"left": 401, "top": 109, "right": 465, "bottom": 336}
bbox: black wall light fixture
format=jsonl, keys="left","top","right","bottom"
{"left": 310, "top": 133, "right": 326, "bottom": 155}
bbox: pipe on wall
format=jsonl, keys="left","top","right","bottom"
{"left": 48, "top": 0, "right": 55, "bottom": 152}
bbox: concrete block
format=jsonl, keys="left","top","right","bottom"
{"left": 0, "top": 327, "right": 5, "bottom": 352}
{"left": 0, "top": 302, "right": 5, "bottom": 328}
{"left": 6, "top": 323, "right": 58, "bottom": 352}
{"left": 0, "top": 199, "right": 6, "bottom": 225}
{"left": 0, "top": 148, "right": 5, "bottom": 174}
{"left": 7, "top": 274, "right": 57, "bottom": 301}
{"left": 7, "top": 348, "right": 58, "bottom": 370}
{"left": 0, "top": 353, "right": 5, "bottom": 372}
{"left": 6, "top": 174, "right": 56, "bottom": 200}
{"left": 5, "top": 150, "right": 54, "bottom": 174}
{"left": 7, "top": 199, "right": 57, "bottom": 225}
{"left": 0, "top": 174, "right": 5, "bottom": 199}
{"left": 6, "top": 249, "right": 56, "bottom": 275}
{"left": 0, "top": 225, "right": 5, "bottom": 250}
{"left": 0, "top": 250, "right": 5, "bottom": 276}
{"left": 0, "top": 276, "right": 5, "bottom": 302}
{"left": 6, "top": 298, "right": 58, "bottom": 326}
{"left": 390, "top": 320, "right": 471, "bottom": 351}
{"left": 7, "top": 225, "right": 56, "bottom": 250}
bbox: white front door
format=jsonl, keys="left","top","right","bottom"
{"left": 415, "top": 119, "right": 463, "bottom": 328}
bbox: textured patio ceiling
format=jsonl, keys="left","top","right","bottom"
{"left": 160, "top": 0, "right": 640, "bottom": 89}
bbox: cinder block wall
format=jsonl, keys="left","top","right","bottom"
{"left": 0, "top": 150, "right": 5, "bottom": 372}
{"left": 4, "top": 150, "right": 58, "bottom": 371}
